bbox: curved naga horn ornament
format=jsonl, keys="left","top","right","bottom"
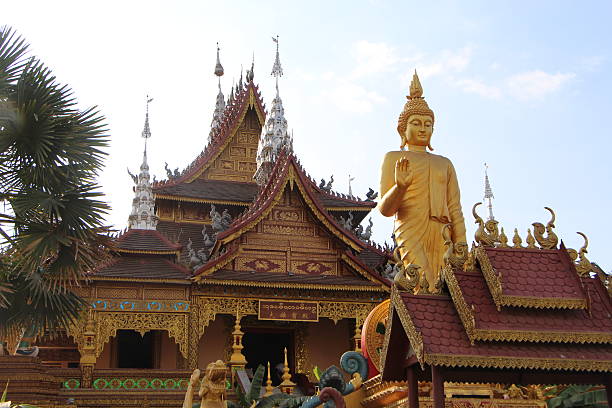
{"left": 574, "top": 232, "right": 592, "bottom": 276}
{"left": 544, "top": 206, "right": 556, "bottom": 228}
{"left": 473, "top": 202, "right": 499, "bottom": 247}
{"left": 533, "top": 207, "right": 558, "bottom": 249}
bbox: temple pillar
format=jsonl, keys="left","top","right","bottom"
{"left": 431, "top": 365, "right": 445, "bottom": 408}
{"left": 79, "top": 311, "right": 97, "bottom": 388}
{"left": 187, "top": 304, "right": 200, "bottom": 370}
{"left": 406, "top": 365, "right": 419, "bottom": 408}
{"left": 352, "top": 321, "right": 362, "bottom": 352}
{"left": 228, "top": 311, "right": 246, "bottom": 376}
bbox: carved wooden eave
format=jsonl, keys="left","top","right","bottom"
{"left": 152, "top": 81, "right": 266, "bottom": 193}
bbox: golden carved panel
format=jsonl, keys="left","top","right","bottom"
{"left": 273, "top": 208, "right": 302, "bottom": 222}
{"left": 263, "top": 224, "right": 314, "bottom": 236}
{"left": 236, "top": 257, "right": 286, "bottom": 273}
{"left": 96, "top": 287, "right": 140, "bottom": 299}
{"left": 143, "top": 287, "right": 188, "bottom": 300}
{"left": 230, "top": 146, "right": 246, "bottom": 157}
{"left": 319, "top": 301, "right": 376, "bottom": 324}
{"left": 94, "top": 312, "right": 189, "bottom": 359}
{"left": 291, "top": 260, "right": 336, "bottom": 275}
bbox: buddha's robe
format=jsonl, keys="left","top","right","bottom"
{"left": 380, "top": 151, "right": 467, "bottom": 286}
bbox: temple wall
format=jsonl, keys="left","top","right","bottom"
{"left": 306, "top": 318, "right": 351, "bottom": 372}
{"left": 159, "top": 331, "right": 178, "bottom": 369}
{"left": 96, "top": 340, "right": 112, "bottom": 368}
{"left": 198, "top": 316, "right": 228, "bottom": 366}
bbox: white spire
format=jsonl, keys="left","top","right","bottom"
{"left": 209, "top": 43, "right": 226, "bottom": 143}
{"left": 483, "top": 163, "right": 495, "bottom": 221}
{"left": 128, "top": 96, "right": 159, "bottom": 230}
{"left": 254, "top": 36, "right": 293, "bottom": 186}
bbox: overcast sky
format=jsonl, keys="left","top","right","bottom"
{"left": 4, "top": 1, "right": 612, "bottom": 271}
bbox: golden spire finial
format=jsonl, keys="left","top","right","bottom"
{"left": 279, "top": 347, "right": 295, "bottom": 394}
{"left": 264, "top": 361, "right": 274, "bottom": 396}
{"left": 409, "top": 70, "right": 423, "bottom": 99}
{"left": 512, "top": 228, "right": 523, "bottom": 248}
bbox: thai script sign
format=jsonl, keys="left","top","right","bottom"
{"left": 258, "top": 300, "right": 318, "bottom": 322}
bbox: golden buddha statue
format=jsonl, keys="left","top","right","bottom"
{"left": 378, "top": 71, "right": 467, "bottom": 290}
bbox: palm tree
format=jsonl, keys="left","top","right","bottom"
{"left": 0, "top": 26, "right": 111, "bottom": 345}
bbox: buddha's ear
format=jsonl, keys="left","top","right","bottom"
{"left": 400, "top": 136, "right": 407, "bottom": 150}
{"left": 427, "top": 143, "right": 434, "bottom": 151}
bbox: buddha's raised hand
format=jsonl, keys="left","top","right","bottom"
{"left": 395, "top": 157, "right": 413, "bottom": 189}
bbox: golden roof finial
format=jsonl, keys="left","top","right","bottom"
{"left": 526, "top": 228, "right": 537, "bottom": 248}
{"left": 499, "top": 227, "right": 509, "bottom": 248}
{"left": 512, "top": 228, "right": 523, "bottom": 248}
{"left": 409, "top": 70, "right": 423, "bottom": 99}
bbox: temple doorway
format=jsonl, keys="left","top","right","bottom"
{"left": 115, "top": 330, "right": 158, "bottom": 368}
{"left": 242, "top": 328, "right": 294, "bottom": 386}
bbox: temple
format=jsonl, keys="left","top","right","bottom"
{"left": 0, "top": 41, "right": 610, "bottom": 408}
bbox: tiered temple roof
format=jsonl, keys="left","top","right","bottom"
{"left": 381, "top": 244, "right": 612, "bottom": 380}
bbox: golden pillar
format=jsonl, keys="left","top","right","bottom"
{"left": 352, "top": 322, "right": 362, "bottom": 352}
{"left": 228, "top": 310, "right": 246, "bottom": 374}
{"left": 79, "top": 311, "right": 96, "bottom": 388}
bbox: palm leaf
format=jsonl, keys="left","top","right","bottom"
{"left": 256, "top": 393, "right": 291, "bottom": 408}
{"left": 1, "top": 380, "right": 8, "bottom": 402}
{"left": 247, "top": 365, "right": 266, "bottom": 403}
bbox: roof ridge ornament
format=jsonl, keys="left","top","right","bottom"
{"left": 483, "top": 163, "right": 495, "bottom": 221}
{"left": 254, "top": 35, "right": 293, "bottom": 186}
{"left": 209, "top": 43, "right": 226, "bottom": 144}
{"left": 128, "top": 96, "right": 159, "bottom": 230}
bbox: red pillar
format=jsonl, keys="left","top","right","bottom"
{"left": 431, "top": 365, "right": 445, "bottom": 408}
{"left": 406, "top": 365, "right": 419, "bottom": 408}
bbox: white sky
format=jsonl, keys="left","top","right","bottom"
{"left": 4, "top": 0, "right": 612, "bottom": 271}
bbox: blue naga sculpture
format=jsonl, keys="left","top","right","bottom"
{"left": 311, "top": 351, "right": 368, "bottom": 408}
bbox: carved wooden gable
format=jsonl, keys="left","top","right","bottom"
{"left": 200, "top": 108, "right": 261, "bottom": 183}
{"left": 232, "top": 187, "right": 362, "bottom": 278}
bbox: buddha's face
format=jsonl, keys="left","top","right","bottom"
{"left": 405, "top": 114, "right": 433, "bottom": 147}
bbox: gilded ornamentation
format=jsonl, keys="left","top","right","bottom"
{"left": 442, "top": 224, "right": 468, "bottom": 269}
{"left": 393, "top": 264, "right": 420, "bottom": 293}
{"left": 462, "top": 245, "right": 477, "bottom": 272}
{"left": 94, "top": 312, "right": 189, "bottom": 358}
{"left": 526, "top": 228, "right": 537, "bottom": 248}
{"left": 532, "top": 207, "right": 558, "bottom": 250}
{"left": 575, "top": 232, "right": 593, "bottom": 276}
{"left": 473, "top": 202, "right": 499, "bottom": 247}
{"left": 243, "top": 258, "right": 281, "bottom": 272}
{"left": 319, "top": 301, "right": 375, "bottom": 324}
{"left": 296, "top": 261, "right": 333, "bottom": 275}
{"left": 512, "top": 228, "right": 523, "bottom": 248}
{"left": 499, "top": 227, "right": 509, "bottom": 248}
{"left": 91, "top": 299, "right": 190, "bottom": 313}
{"left": 386, "top": 288, "right": 425, "bottom": 367}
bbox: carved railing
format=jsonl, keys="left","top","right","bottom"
{"left": 61, "top": 368, "right": 191, "bottom": 391}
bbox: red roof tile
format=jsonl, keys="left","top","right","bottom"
{"left": 449, "top": 269, "right": 612, "bottom": 343}
{"left": 390, "top": 288, "right": 612, "bottom": 372}
{"left": 115, "top": 229, "right": 181, "bottom": 253}
{"left": 154, "top": 179, "right": 258, "bottom": 203}
{"left": 478, "top": 247, "right": 587, "bottom": 309}
{"left": 93, "top": 256, "right": 191, "bottom": 281}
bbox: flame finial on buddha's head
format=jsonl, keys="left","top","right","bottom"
{"left": 397, "top": 71, "right": 435, "bottom": 150}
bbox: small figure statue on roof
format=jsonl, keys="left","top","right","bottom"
{"left": 187, "top": 238, "right": 202, "bottom": 269}
{"left": 362, "top": 218, "right": 373, "bottom": 241}
{"left": 365, "top": 188, "right": 378, "bottom": 201}
{"left": 354, "top": 224, "right": 364, "bottom": 238}
{"left": 339, "top": 211, "right": 354, "bottom": 230}
{"left": 202, "top": 228, "right": 215, "bottom": 249}
{"left": 173, "top": 167, "right": 180, "bottom": 178}
{"left": 164, "top": 162, "right": 173, "bottom": 179}
{"left": 319, "top": 175, "right": 334, "bottom": 192}
{"left": 221, "top": 209, "right": 232, "bottom": 230}
{"left": 210, "top": 205, "right": 224, "bottom": 234}
{"left": 127, "top": 167, "right": 138, "bottom": 184}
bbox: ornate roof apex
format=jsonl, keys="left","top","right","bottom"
{"left": 128, "top": 96, "right": 159, "bottom": 230}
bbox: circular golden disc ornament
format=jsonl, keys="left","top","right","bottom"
{"left": 360, "top": 299, "right": 390, "bottom": 377}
